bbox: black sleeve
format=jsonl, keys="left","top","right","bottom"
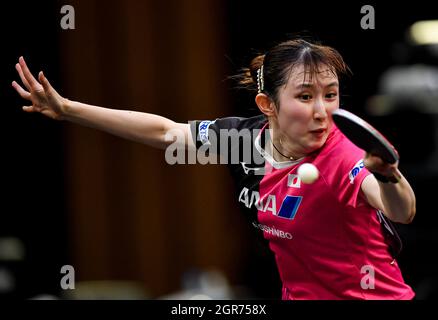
{"left": 189, "top": 115, "right": 267, "bottom": 163}
{"left": 189, "top": 117, "right": 246, "bottom": 151}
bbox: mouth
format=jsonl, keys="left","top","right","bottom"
{"left": 310, "top": 128, "right": 327, "bottom": 134}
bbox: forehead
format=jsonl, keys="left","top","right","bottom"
{"left": 287, "top": 64, "right": 338, "bottom": 87}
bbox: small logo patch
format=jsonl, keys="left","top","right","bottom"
{"left": 349, "top": 159, "right": 365, "bottom": 184}
{"left": 287, "top": 174, "right": 301, "bottom": 188}
{"left": 198, "top": 120, "right": 215, "bottom": 144}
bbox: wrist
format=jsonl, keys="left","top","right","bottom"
{"left": 60, "top": 98, "right": 74, "bottom": 121}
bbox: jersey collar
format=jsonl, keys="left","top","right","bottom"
{"left": 254, "top": 122, "right": 304, "bottom": 169}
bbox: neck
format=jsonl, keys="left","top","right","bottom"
{"left": 266, "top": 129, "right": 301, "bottom": 162}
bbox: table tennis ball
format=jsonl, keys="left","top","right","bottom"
{"left": 297, "top": 163, "right": 319, "bottom": 184}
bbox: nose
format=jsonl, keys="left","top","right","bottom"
{"left": 313, "top": 98, "right": 328, "bottom": 120}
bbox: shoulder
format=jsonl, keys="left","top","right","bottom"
{"left": 189, "top": 114, "right": 267, "bottom": 147}
{"left": 321, "top": 128, "right": 373, "bottom": 207}
{"left": 191, "top": 114, "right": 266, "bottom": 131}
{"left": 210, "top": 114, "right": 267, "bottom": 131}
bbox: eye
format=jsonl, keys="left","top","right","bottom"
{"left": 299, "top": 94, "right": 312, "bottom": 101}
{"left": 326, "top": 92, "right": 338, "bottom": 99}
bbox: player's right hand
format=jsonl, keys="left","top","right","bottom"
{"left": 12, "top": 57, "right": 68, "bottom": 120}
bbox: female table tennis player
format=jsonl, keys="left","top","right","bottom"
{"left": 12, "top": 39, "right": 416, "bottom": 299}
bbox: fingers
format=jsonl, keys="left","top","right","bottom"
{"left": 18, "top": 56, "right": 41, "bottom": 90}
{"left": 22, "top": 105, "right": 36, "bottom": 113}
{"left": 371, "top": 153, "right": 398, "bottom": 168}
{"left": 364, "top": 152, "right": 398, "bottom": 177}
{"left": 369, "top": 154, "right": 385, "bottom": 166}
{"left": 12, "top": 81, "right": 31, "bottom": 100}
{"left": 38, "top": 71, "right": 53, "bottom": 93}
{"left": 15, "top": 63, "right": 31, "bottom": 90}
{"left": 12, "top": 81, "right": 36, "bottom": 112}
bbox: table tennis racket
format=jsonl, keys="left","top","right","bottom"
{"left": 332, "top": 108, "right": 399, "bottom": 164}
{"left": 333, "top": 108, "right": 401, "bottom": 184}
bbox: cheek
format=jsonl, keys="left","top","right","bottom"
{"left": 278, "top": 105, "right": 311, "bottom": 130}
{"left": 327, "top": 101, "right": 339, "bottom": 113}
{"left": 326, "top": 103, "right": 340, "bottom": 122}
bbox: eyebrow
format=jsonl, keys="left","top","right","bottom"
{"left": 295, "top": 82, "right": 339, "bottom": 90}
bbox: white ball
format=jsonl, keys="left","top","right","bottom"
{"left": 297, "top": 163, "right": 319, "bottom": 184}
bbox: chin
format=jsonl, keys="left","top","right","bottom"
{"left": 306, "top": 135, "right": 328, "bottom": 152}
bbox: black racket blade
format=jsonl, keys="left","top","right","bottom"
{"left": 332, "top": 109, "right": 399, "bottom": 164}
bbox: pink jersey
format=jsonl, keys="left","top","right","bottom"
{"left": 257, "top": 123, "right": 415, "bottom": 300}
{"left": 191, "top": 115, "right": 415, "bottom": 300}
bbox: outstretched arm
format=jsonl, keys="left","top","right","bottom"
{"left": 12, "top": 57, "right": 193, "bottom": 150}
{"left": 361, "top": 153, "right": 416, "bottom": 224}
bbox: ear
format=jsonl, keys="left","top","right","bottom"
{"left": 255, "top": 93, "right": 277, "bottom": 117}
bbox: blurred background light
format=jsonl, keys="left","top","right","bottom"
{"left": 409, "top": 20, "right": 438, "bottom": 45}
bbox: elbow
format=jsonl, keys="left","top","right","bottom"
{"left": 405, "top": 206, "right": 416, "bottom": 224}
{"left": 398, "top": 206, "right": 416, "bottom": 225}
{"left": 389, "top": 193, "right": 417, "bottom": 224}
{"left": 405, "top": 196, "right": 417, "bottom": 224}
{"left": 386, "top": 206, "right": 416, "bottom": 224}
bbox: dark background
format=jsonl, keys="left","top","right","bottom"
{"left": 1, "top": 0, "right": 437, "bottom": 299}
